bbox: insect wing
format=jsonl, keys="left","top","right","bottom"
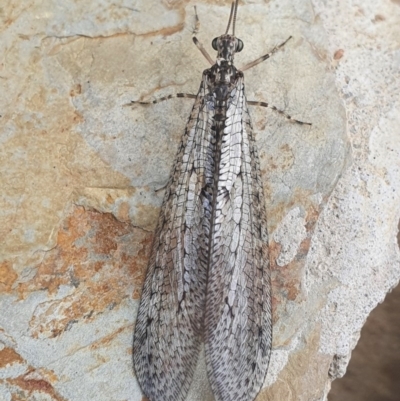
{"left": 205, "top": 77, "right": 272, "bottom": 401}
{"left": 133, "top": 75, "right": 215, "bottom": 401}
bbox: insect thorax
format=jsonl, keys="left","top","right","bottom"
{"left": 205, "top": 62, "right": 243, "bottom": 122}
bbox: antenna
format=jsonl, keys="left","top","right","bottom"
{"left": 225, "top": 2, "right": 235, "bottom": 34}
{"left": 232, "top": 0, "right": 239, "bottom": 36}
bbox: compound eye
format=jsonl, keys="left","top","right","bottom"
{"left": 236, "top": 39, "right": 244, "bottom": 52}
{"left": 212, "top": 37, "right": 218, "bottom": 50}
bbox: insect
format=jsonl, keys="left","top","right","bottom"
{"left": 131, "top": 2, "right": 310, "bottom": 401}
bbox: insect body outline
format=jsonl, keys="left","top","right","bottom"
{"left": 131, "top": 2, "right": 310, "bottom": 401}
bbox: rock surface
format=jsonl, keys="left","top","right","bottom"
{"left": 0, "top": 0, "right": 399, "bottom": 401}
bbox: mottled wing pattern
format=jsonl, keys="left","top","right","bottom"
{"left": 205, "top": 77, "right": 271, "bottom": 401}
{"left": 133, "top": 74, "right": 215, "bottom": 401}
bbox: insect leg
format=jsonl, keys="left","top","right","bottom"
{"left": 241, "top": 36, "right": 292, "bottom": 71}
{"left": 192, "top": 5, "right": 200, "bottom": 36}
{"left": 126, "top": 93, "right": 197, "bottom": 106}
{"left": 191, "top": 6, "right": 214, "bottom": 65}
{"left": 192, "top": 37, "right": 214, "bottom": 65}
{"left": 248, "top": 100, "right": 311, "bottom": 125}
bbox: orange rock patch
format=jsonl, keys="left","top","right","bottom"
{"left": 16, "top": 206, "right": 152, "bottom": 338}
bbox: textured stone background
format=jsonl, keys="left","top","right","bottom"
{"left": 0, "top": 1, "right": 399, "bottom": 401}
